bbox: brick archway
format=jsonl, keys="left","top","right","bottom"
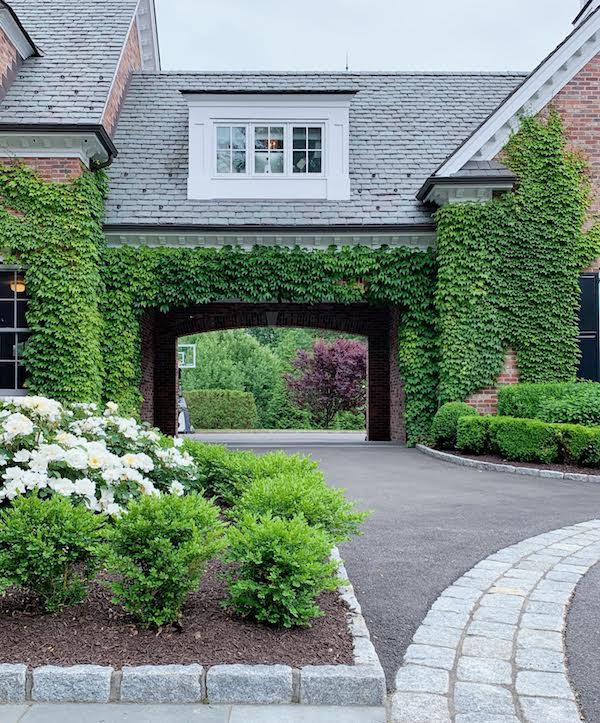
{"left": 140, "top": 302, "right": 404, "bottom": 442}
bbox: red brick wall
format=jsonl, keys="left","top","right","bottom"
{"left": 102, "top": 19, "right": 142, "bottom": 136}
{"left": 0, "top": 157, "right": 84, "bottom": 182}
{"left": 0, "top": 27, "right": 20, "bottom": 99}
{"left": 141, "top": 302, "right": 403, "bottom": 440}
{"left": 467, "top": 350, "right": 519, "bottom": 415}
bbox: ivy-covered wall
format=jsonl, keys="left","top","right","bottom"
{"left": 0, "top": 110, "right": 596, "bottom": 445}
{"left": 100, "top": 245, "right": 439, "bottom": 443}
{"left": 435, "top": 111, "right": 600, "bottom": 405}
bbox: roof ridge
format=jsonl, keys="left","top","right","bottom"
{"left": 136, "top": 70, "right": 528, "bottom": 77}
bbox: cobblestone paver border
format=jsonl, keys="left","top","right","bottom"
{"left": 390, "top": 520, "right": 600, "bottom": 722}
{"left": 0, "top": 549, "right": 385, "bottom": 707}
{"left": 417, "top": 444, "right": 600, "bottom": 483}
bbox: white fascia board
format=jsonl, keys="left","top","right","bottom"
{"left": 436, "top": 9, "right": 600, "bottom": 177}
{"left": 136, "top": 0, "right": 160, "bottom": 71}
{"left": 0, "top": 8, "right": 35, "bottom": 59}
{"left": 0, "top": 132, "right": 108, "bottom": 165}
{"left": 104, "top": 230, "right": 436, "bottom": 251}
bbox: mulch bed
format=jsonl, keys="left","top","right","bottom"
{"left": 0, "top": 560, "right": 353, "bottom": 668}
{"left": 454, "top": 452, "right": 600, "bottom": 476}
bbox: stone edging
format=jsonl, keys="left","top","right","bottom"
{"left": 417, "top": 444, "right": 600, "bottom": 483}
{"left": 0, "top": 548, "right": 385, "bottom": 707}
{"left": 390, "top": 519, "right": 600, "bottom": 722}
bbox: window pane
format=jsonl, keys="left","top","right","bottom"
{"left": 232, "top": 127, "right": 246, "bottom": 150}
{"left": 217, "top": 127, "right": 231, "bottom": 150}
{"left": 270, "top": 152, "right": 284, "bottom": 173}
{"left": 308, "top": 127, "right": 322, "bottom": 149}
{"left": 17, "top": 363, "right": 26, "bottom": 390}
{"left": 293, "top": 151, "right": 307, "bottom": 173}
{"left": 293, "top": 127, "right": 306, "bottom": 149}
{"left": 0, "top": 301, "right": 14, "bottom": 328}
{"left": 255, "top": 152, "right": 268, "bottom": 174}
{"left": 0, "top": 272, "right": 14, "bottom": 300}
{"left": 255, "top": 127, "right": 268, "bottom": 150}
{"left": 308, "top": 150, "right": 322, "bottom": 173}
{"left": 270, "top": 127, "right": 284, "bottom": 150}
{"left": 232, "top": 151, "right": 246, "bottom": 174}
{"left": 0, "top": 362, "right": 15, "bottom": 389}
{"left": 0, "top": 333, "right": 15, "bottom": 361}
{"left": 16, "top": 333, "right": 29, "bottom": 360}
{"left": 217, "top": 151, "right": 230, "bottom": 174}
{"left": 16, "top": 301, "right": 27, "bottom": 328}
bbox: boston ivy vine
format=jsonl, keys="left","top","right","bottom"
{"left": 0, "top": 165, "right": 107, "bottom": 402}
{"left": 0, "top": 109, "right": 595, "bottom": 445}
{"left": 436, "top": 111, "right": 600, "bottom": 404}
{"left": 100, "top": 244, "right": 439, "bottom": 443}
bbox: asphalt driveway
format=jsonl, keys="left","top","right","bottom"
{"left": 191, "top": 433, "right": 600, "bottom": 691}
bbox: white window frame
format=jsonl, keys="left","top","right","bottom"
{"left": 187, "top": 93, "right": 352, "bottom": 201}
{"left": 213, "top": 122, "right": 325, "bottom": 178}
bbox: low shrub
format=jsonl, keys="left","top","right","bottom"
{"left": 106, "top": 493, "right": 225, "bottom": 628}
{"left": 184, "top": 389, "right": 258, "bottom": 430}
{"left": 0, "top": 494, "right": 106, "bottom": 612}
{"left": 456, "top": 416, "right": 491, "bottom": 455}
{"left": 497, "top": 382, "right": 600, "bottom": 421}
{"left": 488, "top": 417, "right": 559, "bottom": 464}
{"left": 430, "top": 402, "right": 479, "bottom": 450}
{"left": 555, "top": 424, "right": 599, "bottom": 464}
{"left": 225, "top": 513, "right": 339, "bottom": 628}
{"left": 231, "top": 470, "right": 368, "bottom": 544}
{"left": 183, "top": 440, "right": 321, "bottom": 505}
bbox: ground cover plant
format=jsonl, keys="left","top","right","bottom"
{"left": 0, "top": 396, "right": 366, "bottom": 641}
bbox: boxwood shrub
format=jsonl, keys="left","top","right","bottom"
{"left": 430, "top": 402, "right": 479, "bottom": 450}
{"left": 456, "top": 416, "right": 491, "bottom": 455}
{"left": 497, "top": 381, "right": 600, "bottom": 425}
{"left": 488, "top": 417, "right": 559, "bottom": 464}
{"left": 184, "top": 389, "right": 258, "bottom": 430}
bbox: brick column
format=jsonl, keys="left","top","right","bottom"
{"left": 467, "top": 349, "right": 519, "bottom": 415}
{"left": 367, "top": 330, "right": 392, "bottom": 441}
{"left": 153, "top": 315, "right": 178, "bottom": 435}
{"left": 388, "top": 307, "right": 406, "bottom": 443}
{"left": 139, "top": 309, "right": 155, "bottom": 425}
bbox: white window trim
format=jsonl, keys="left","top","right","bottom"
{"left": 187, "top": 93, "right": 352, "bottom": 201}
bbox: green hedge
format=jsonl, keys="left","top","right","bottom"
{"left": 184, "top": 389, "right": 258, "bottom": 430}
{"left": 496, "top": 382, "right": 600, "bottom": 421}
{"left": 456, "top": 415, "right": 600, "bottom": 467}
{"left": 430, "top": 402, "right": 479, "bottom": 450}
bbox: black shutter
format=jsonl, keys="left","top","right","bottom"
{"left": 578, "top": 273, "right": 600, "bottom": 381}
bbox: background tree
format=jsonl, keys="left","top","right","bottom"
{"left": 285, "top": 339, "right": 367, "bottom": 429}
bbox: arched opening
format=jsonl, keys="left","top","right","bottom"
{"left": 140, "top": 303, "right": 404, "bottom": 442}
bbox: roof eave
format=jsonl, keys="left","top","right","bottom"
{"left": 417, "top": 175, "right": 517, "bottom": 204}
{"left": 1, "top": 1, "right": 41, "bottom": 57}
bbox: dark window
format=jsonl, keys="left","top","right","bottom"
{"left": 578, "top": 273, "right": 600, "bottom": 381}
{"left": 0, "top": 270, "right": 29, "bottom": 392}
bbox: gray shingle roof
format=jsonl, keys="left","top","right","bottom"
{"left": 0, "top": 0, "right": 139, "bottom": 124}
{"left": 451, "top": 160, "right": 515, "bottom": 178}
{"left": 105, "top": 72, "right": 525, "bottom": 228}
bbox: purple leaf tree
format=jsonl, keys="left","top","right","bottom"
{"left": 285, "top": 339, "right": 367, "bottom": 428}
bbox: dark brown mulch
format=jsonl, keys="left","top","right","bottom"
{"left": 454, "top": 452, "right": 600, "bottom": 476}
{"left": 0, "top": 561, "right": 353, "bottom": 668}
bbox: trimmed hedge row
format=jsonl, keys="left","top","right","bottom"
{"left": 184, "top": 389, "right": 258, "bottom": 430}
{"left": 457, "top": 415, "right": 600, "bottom": 467}
{"left": 497, "top": 381, "right": 600, "bottom": 426}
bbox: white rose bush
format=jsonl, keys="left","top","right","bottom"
{"left": 0, "top": 396, "right": 198, "bottom": 516}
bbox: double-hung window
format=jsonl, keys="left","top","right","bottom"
{"left": 215, "top": 123, "right": 324, "bottom": 177}
{"left": 0, "top": 269, "right": 29, "bottom": 394}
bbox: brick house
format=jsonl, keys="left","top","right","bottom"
{"left": 0, "top": 0, "right": 599, "bottom": 439}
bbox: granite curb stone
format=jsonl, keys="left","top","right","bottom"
{"left": 120, "top": 664, "right": 204, "bottom": 703}
{"left": 0, "top": 665, "right": 26, "bottom": 704}
{"left": 31, "top": 665, "right": 113, "bottom": 703}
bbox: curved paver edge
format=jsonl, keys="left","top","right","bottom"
{"left": 417, "top": 444, "right": 600, "bottom": 483}
{"left": 390, "top": 519, "right": 600, "bottom": 722}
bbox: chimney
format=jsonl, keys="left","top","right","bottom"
{"left": 574, "top": 0, "right": 600, "bottom": 25}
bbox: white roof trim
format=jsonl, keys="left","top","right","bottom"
{"left": 136, "top": 0, "right": 160, "bottom": 71}
{"left": 436, "top": 8, "right": 600, "bottom": 178}
{"left": 0, "top": 7, "right": 35, "bottom": 59}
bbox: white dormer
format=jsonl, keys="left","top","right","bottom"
{"left": 185, "top": 92, "right": 353, "bottom": 201}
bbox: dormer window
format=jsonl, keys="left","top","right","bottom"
{"left": 186, "top": 92, "right": 353, "bottom": 200}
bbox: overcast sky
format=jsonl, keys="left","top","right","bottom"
{"left": 154, "top": 0, "right": 582, "bottom": 73}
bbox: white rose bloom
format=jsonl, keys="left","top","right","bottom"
{"left": 169, "top": 481, "right": 185, "bottom": 496}
{"left": 13, "top": 449, "right": 31, "bottom": 463}
{"left": 3, "top": 413, "right": 34, "bottom": 439}
{"left": 73, "top": 478, "right": 96, "bottom": 497}
{"left": 55, "top": 431, "right": 82, "bottom": 448}
{"left": 48, "top": 477, "right": 76, "bottom": 496}
{"left": 101, "top": 467, "right": 123, "bottom": 483}
{"left": 122, "top": 467, "right": 143, "bottom": 483}
{"left": 173, "top": 437, "right": 183, "bottom": 448}
{"left": 104, "top": 402, "right": 119, "bottom": 416}
{"left": 63, "top": 447, "right": 89, "bottom": 470}
{"left": 105, "top": 503, "right": 123, "bottom": 517}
